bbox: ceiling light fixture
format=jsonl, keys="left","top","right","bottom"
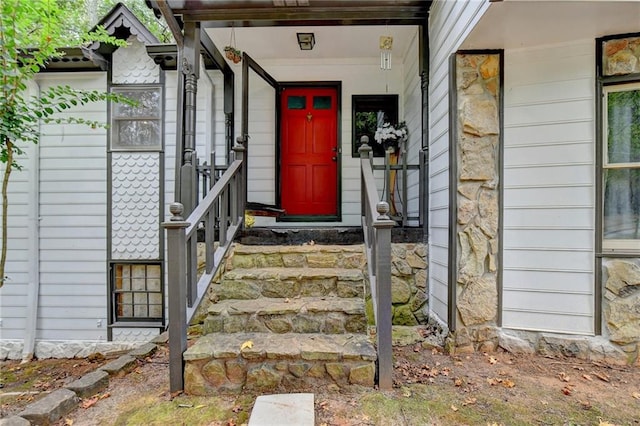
{"left": 297, "top": 32, "right": 315, "bottom": 50}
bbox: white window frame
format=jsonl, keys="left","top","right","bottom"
{"left": 602, "top": 82, "right": 640, "bottom": 252}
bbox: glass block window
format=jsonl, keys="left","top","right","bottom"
{"left": 111, "top": 86, "right": 162, "bottom": 150}
{"left": 113, "top": 263, "right": 163, "bottom": 321}
{"left": 603, "top": 82, "right": 640, "bottom": 251}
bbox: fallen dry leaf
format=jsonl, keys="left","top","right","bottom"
{"left": 64, "top": 419, "right": 74, "bottom": 426}
{"left": 489, "top": 356, "right": 498, "bottom": 365}
{"left": 240, "top": 340, "right": 253, "bottom": 350}
{"left": 558, "top": 372, "right": 571, "bottom": 383}
{"left": 502, "top": 379, "right": 516, "bottom": 388}
{"left": 80, "top": 397, "right": 98, "bottom": 409}
{"left": 462, "top": 397, "right": 477, "bottom": 406}
{"left": 450, "top": 405, "right": 459, "bottom": 412}
{"left": 454, "top": 378, "right": 463, "bottom": 387}
{"left": 582, "top": 374, "right": 593, "bottom": 382}
{"left": 562, "top": 385, "right": 575, "bottom": 396}
{"left": 487, "top": 377, "right": 500, "bottom": 386}
{"left": 632, "top": 392, "right": 640, "bottom": 400}
{"left": 594, "top": 372, "right": 610, "bottom": 383}
{"left": 579, "top": 400, "right": 592, "bottom": 410}
{"left": 599, "top": 421, "right": 618, "bottom": 426}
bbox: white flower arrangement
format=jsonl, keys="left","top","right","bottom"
{"left": 374, "top": 121, "right": 408, "bottom": 151}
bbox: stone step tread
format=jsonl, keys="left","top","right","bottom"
{"left": 184, "top": 332, "right": 376, "bottom": 362}
{"left": 223, "top": 267, "right": 364, "bottom": 281}
{"left": 207, "top": 297, "right": 365, "bottom": 316}
{"left": 233, "top": 244, "right": 364, "bottom": 255}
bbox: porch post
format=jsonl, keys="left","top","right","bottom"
{"left": 419, "top": 24, "right": 430, "bottom": 230}
{"left": 162, "top": 203, "right": 190, "bottom": 393}
{"left": 180, "top": 21, "right": 200, "bottom": 216}
{"left": 374, "top": 201, "right": 394, "bottom": 391}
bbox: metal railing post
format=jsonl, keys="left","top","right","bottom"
{"left": 358, "top": 136, "right": 372, "bottom": 218}
{"left": 373, "top": 201, "right": 395, "bottom": 391}
{"left": 162, "top": 202, "right": 190, "bottom": 393}
{"left": 232, "top": 137, "right": 246, "bottom": 226}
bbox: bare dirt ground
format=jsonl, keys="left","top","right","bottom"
{"left": 2, "top": 341, "right": 640, "bottom": 425}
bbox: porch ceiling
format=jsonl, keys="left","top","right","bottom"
{"left": 462, "top": 0, "right": 640, "bottom": 50}
{"left": 205, "top": 25, "right": 419, "bottom": 61}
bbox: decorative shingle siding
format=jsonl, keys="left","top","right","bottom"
{"left": 112, "top": 38, "right": 160, "bottom": 84}
{"left": 111, "top": 153, "right": 161, "bottom": 260}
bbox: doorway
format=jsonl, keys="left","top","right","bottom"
{"left": 279, "top": 85, "right": 340, "bottom": 220}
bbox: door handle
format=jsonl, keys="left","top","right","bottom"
{"left": 332, "top": 156, "right": 337, "bottom": 162}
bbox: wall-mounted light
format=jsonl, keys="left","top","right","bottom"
{"left": 297, "top": 32, "right": 315, "bottom": 50}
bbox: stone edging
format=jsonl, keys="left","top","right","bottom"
{"left": 1, "top": 334, "right": 167, "bottom": 426}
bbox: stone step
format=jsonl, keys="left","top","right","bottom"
{"left": 218, "top": 267, "right": 365, "bottom": 300}
{"left": 203, "top": 297, "right": 367, "bottom": 335}
{"left": 184, "top": 332, "right": 376, "bottom": 394}
{"left": 228, "top": 244, "right": 365, "bottom": 271}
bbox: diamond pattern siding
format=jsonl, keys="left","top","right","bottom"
{"left": 112, "top": 38, "right": 159, "bottom": 84}
{"left": 111, "top": 153, "right": 160, "bottom": 259}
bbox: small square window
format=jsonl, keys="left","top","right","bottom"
{"left": 112, "top": 263, "right": 163, "bottom": 322}
{"left": 352, "top": 94, "right": 399, "bottom": 157}
{"left": 313, "top": 96, "right": 332, "bottom": 109}
{"left": 287, "top": 96, "right": 306, "bottom": 110}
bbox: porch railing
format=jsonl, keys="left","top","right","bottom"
{"left": 359, "top": 136, "right": 395, "bottom": 391}
{"left": 162, "top": 139, "right": 246, "bottom": 393}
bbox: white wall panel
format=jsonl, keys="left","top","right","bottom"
{"left": 36, "top": 72, "right": 109, "bottom": 341}
{"left": 502, "top": 40, "right": 595, "bottom": 335}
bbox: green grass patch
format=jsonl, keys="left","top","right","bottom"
{"left": 113, "top": 395, "right": 235, "bottom": 426}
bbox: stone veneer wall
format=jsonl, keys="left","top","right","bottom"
{"left": 365, "top": 243, "right": 429, "bottom": 326}
{"left": 450, "top": 52, "right": 501, "bottom": 353}
{"left": 603, "top": 36, "right": 640, "bottom": 76}
{"left": 600, "top": 35, "right": 640, "bottom": 364}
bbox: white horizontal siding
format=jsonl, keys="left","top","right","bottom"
{"left": 36, "top": 73, "right": 110, "bottom": 341}
{"left": 428, "top": 0, "right": 490, "bottom": 327}
{"left": 402, "top": 28, "right": 422, "bottom": 226}
{"left": 502, "top": 40, "right": 595, "bottom": 335}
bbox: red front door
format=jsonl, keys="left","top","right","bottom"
{"left": 280, "top": 87, "right": 338, "bottom": 217}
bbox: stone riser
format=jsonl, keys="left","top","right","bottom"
{"left": 204, "top": 311, "right": 367, "bottom": 335}
{"left": 218, "top": 270, "right": 364, "bottom": 300}
{"left": 184, "top": 333, "right": 376, "bottom": 394}
{"left": 227, "top": 246, "right": 366, "bottom": 271}
{"left": 185, "top": 357, "right": 375, "bottom": 394}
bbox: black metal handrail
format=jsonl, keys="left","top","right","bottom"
{"left": 162, "top": 139, "right": 246, "bottom": 392}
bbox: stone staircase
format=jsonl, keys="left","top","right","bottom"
{"left": 184, "top": 244, "right": 377, "bottom": 394}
